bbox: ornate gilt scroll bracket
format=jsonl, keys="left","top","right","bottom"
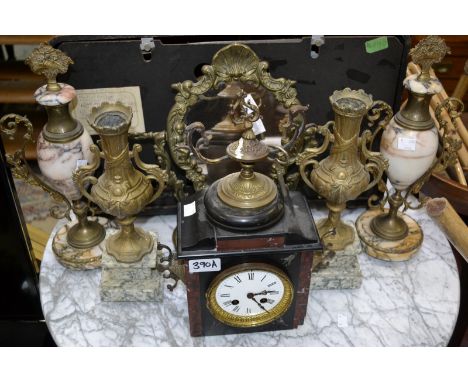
{"left": 156, "top": 243, "right": 182, "bottom": 291}
{"left": 166, "top": 43, "right": 305, "bottom": 192}
{"left": 0, "top": 113, "right": 72, "bottom": 220}
{"left": 296, "top": 121, "right": 334, "bottom": 192}
{"left": 130, "top": 131, "right": 185, "bottom": 201}
{"left": 132, "top": 143, "right": 168, "bottom": 203}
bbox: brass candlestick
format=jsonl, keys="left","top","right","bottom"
{"left": 74, "top": 102, "right": 168, "bottom": 263}
{"left": 356, "top": 36, "right": 462, "bottom": 261}
{"left": 297, "top": 88, "right": 390, "bottom": 251}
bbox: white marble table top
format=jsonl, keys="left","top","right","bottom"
{"left": 40, "top": 207, "right": 460, "bottom": 346}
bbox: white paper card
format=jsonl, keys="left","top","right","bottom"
{"left": 183, "top": 201, "right": 196, "bottom": 217}
{"left": 337, "top": 313, "right": 348, "bottom": 328}
{"left": 75, "top": 159, "right": 88, "bottom": 170}
{"left": 252, "top": 120, "right": 267, "bottom": 135}
{"left": 244, "top": 94, "right": 266, "bottom": 135}
{"left": 397, "top": 137, "right": 417, "bottom": 151}
{"left": 189, "top": 258, "right": 221, "bottom": 273}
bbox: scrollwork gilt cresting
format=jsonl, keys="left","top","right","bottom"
{"left": 166, "top": 43, "right": 305, "bottom": 192}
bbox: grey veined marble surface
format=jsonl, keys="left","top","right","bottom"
{"left": 40, "top": 207, "right": 460, "bottom": 346}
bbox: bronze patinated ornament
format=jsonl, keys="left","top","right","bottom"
{"left": 297, "top": 88, "right": 390, "bottom": 251}
{"left": 186, "top": 93, "right": 291, "bottom": 229}
{"left": 74, "top": 102, "right": 168, "bottom": 263}
{"left": 356, "top": 36, "right": 461, "bottom": 261}
{"left": 25, "top": 43, "right": 83, "bottom": 144}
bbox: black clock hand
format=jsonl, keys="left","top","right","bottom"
{"left": 250, "top": 295, "right": 268, "bottom": 312}
{"left": 252, "top": 290, "right": 276, "bottom": 296}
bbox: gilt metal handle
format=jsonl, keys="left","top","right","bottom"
{"left": 72, "top": 144, "right": 101, "bottom": 206}
{"left": 133, "top": 143, "right": 168, "bottom": 204}
{"left": 360, "top": 130, "right": 388, "bottom": 192}
{"left": 0, "top": 113, "right": 72, "bottom": 220}
{"left": 296, "top": 121, "right": 334, "bottom": 192}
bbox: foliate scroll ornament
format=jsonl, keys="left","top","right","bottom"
{"left": 410, "top": 36, "right": 450, "bottom": 82}
{"left": 156, "top": 243, "right": 182, "bottom": 292}
{"left": 363, "top": 101, "right": 394, "bottom": 209}
{"left": 271, "top": 104, "right": 309, "bottom": 188}
{"left": 25, "top": 43, "right": 74, "bottom": 87}
{"left": 0, "top": 113, "right": 71, "bottom": 219}
{"left": 130, "top": 131, "right": 185, "bottom": 201}
{"left": 132, "top": 143, "right": 168, "bottom": 203}
{"left": 166, "top": 43, "right": 305, "bottom": 192}
{"left": 296, "top": 121, "right": 334, "bottom": 192}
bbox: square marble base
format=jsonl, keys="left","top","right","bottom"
{"left": 311, "top": 222, "right": 363, "bottom": 290}
{"left": 100, "top": 231, "right": 164, "bottom": 302}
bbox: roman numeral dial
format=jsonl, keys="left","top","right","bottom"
{"left": 207, "top": 263, "right": 294, "bottom": 328}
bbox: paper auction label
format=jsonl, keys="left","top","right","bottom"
{"left": 189, "top": 258, "right": 221, "bottom": 273}
{"left": 70, "top": 86, "right": 145, "bottom": 135}
{"left": 397, "top": 137, "right": 417, "bottom": 151}
{"left": 244, "top": 94, "right": 266, "bottom": 135}
{"left": 183, "top": 201, "right": 197, "bottom": 217}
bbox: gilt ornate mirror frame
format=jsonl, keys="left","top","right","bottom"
{"left": 166, "top": 43, "right": 308, "bottom": 192}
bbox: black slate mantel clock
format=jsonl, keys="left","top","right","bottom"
{"left": 177, "top": 190, "right": 322, "bottom": 337}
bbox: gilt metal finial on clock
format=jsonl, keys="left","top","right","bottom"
{"left": 25, "top": 43, "right": 74, "bottom": 91}
{"left": 410, "top": 35, "right": 450, "bottom": 82}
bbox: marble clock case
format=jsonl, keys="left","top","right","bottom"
{"left": 177, "top": 190, "right": 323, "bottom": 337}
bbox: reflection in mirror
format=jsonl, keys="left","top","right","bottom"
{"left": 186, "top": 81, "right": 287, "bottom": 184}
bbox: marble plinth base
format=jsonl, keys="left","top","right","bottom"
{"left": 311, "top": 221, "right": 363, "bottom": 290}
{"left": 40, "top": 212, "right": 460, "bottom": 346}
{"left": 356, "top": 209, "right": 423, "bottom": 262}
{"left": 100, "top": 230, "right": 163, "bottom": 302}
{"left": 52, "top": 217, "right": 111, "bottom": 270}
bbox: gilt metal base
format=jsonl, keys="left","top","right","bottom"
{"left": 106, "top": 220, "right": 154, "bottom": 264}
{"left": 66, "top": 217, "right": 106, "bottom": 249}
{"left": 317, "top": 217, "right": 355, "bottom": 251}
{"left": 356, "top": 209, "right": 423, "bottom": 262}
{"left": 311, "top": 221, "right": 363, "bottom": 290}
{"left": 100, "top": 230, "right": 163, "bottom": 302}
{"left": 52, "top": 217, "right": 110, "bottom": 270}
{"left": 205, "top": 178, "right": 284, "bottom": 230}
{"left": 217, "top": 170, "right": 277, "bottom": 209}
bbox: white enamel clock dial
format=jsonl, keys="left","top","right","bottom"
{"left": 206, "top": 263, "right": 294, "bottom": 328}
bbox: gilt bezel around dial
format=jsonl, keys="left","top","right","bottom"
{"left": 206, "top": 262, "right": 294, "bottom": 328}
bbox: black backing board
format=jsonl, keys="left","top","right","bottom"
{"left": 50, "top": 35, "right": 410, "bottom": 210}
